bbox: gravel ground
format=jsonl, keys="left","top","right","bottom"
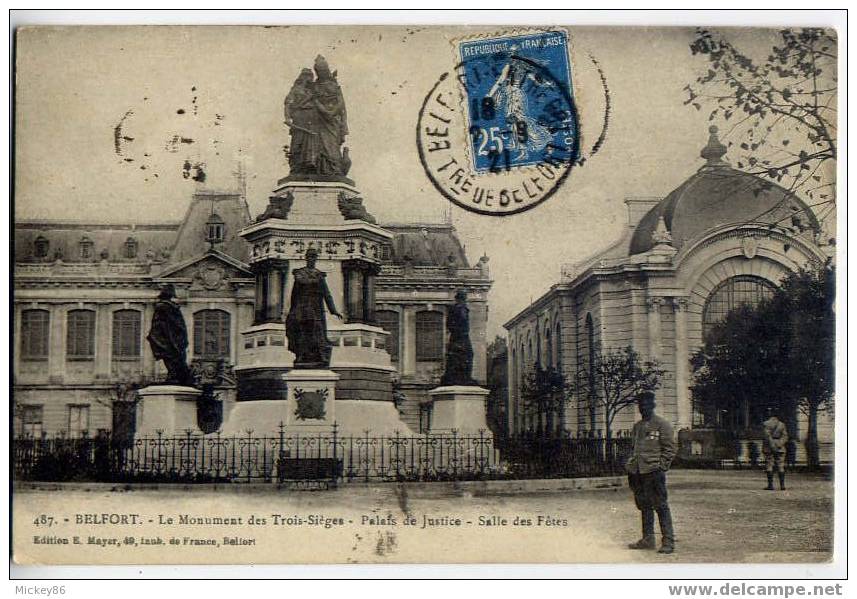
{"left": 12, "top": 469, "right": 833, "bottom": 565}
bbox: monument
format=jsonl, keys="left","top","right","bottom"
{"left": 285, "top": 247, "right": 342, "bottom": 369}
{"left": 429, "top": 289, "right": 491, "bottom": 434}
{"left": 136, "top": 283, "right": 202, "bottom": 436}
{"left": 226, "top": 56, "right": 406, "bottom": 435}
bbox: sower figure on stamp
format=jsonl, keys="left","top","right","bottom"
{"left": 285, "top": 247, "right": 342, "bottom": 368}
{"left": 762, "top": 408, "right": 789, "bottom": 490}
{"left": 146, "top": 283, "right": 194, "bottom": 386}
{"left": 626, "top": 391, "right": 677, "bottom": 554}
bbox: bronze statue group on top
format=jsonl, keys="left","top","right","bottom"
{"left": 283, "top": 55, "right": 352, "bottom": 183}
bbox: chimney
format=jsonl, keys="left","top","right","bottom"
{"left": 624, "top": 197, "right": 662, "bottom": 230}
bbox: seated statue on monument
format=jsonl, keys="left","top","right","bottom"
{"left": 286, "top": 247, "right": 343, "bottom": 369}
{"left": 146, "top": 283, "right": 195, "bottom": 386}
{"left": 283, "top": 55, "right": 351, "bottom": 182}
{"left": 440, "top": 289, "right": 477, "bottom": 386}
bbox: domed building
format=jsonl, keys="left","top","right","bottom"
{"left": 504, "top": 127, "right": 833, "bottom": 463}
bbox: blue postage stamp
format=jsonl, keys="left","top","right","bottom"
{"left": 457, "top": 30, "right": 577, "bottom": 173}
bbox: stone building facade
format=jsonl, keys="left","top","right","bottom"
{"left": 504, "top": 128, "right": 833, "bottom": 461}
{"left": 14, "top": 191, "right": 491, "bottom": 437}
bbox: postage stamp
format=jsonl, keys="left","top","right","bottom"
{"left": 458, "top": 30, "right": 576, "bottom": 173}
{"left": 417, "top": 29, "right": 579, "bottom": 216}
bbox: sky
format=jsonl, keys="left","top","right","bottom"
{"left": 15, "top": 25, "right": 822, "bottom": 339}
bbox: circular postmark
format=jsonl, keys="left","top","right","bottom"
{"left": 417, "top": 32, "right": 580, "bottom": 216}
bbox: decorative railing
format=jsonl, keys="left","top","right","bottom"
{"left": 12, "top": 426, "right": 634, "bottom": 484}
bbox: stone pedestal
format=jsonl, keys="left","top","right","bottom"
{"left": 135, "top": 385, "right": 202, "bottom": 436}
{"left": 284, "top": 369, "right": 339, "bottom": 428}
{"left": 427, "top": 386, "right": 491, "bottom": 434}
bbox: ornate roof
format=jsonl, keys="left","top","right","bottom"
{"left": 629, "top": 127, "right": 821, "bottom": 256}
{"left": 384, "top": 223, "right": 470, "bottom": 268}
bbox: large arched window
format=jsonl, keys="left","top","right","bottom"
{"left": 193, "top": 309, "right": 231, "bottom": 359}
{"left": 555, "top": 321, "right": 563, "bottom": 374}
{"left": 67, "top": 309, "right": 96, "bottom": 360}
{"left": 20, "top": 309, "right": 50, "bottom": 360}
{"left": 112, "top": 309, "right": 142, "bottom": 359}
{"left": 376, "top": 310, "right": 400, "bottom": 362}
{"left": 702, "top": 275, "right": 776, "bottom": 338}
{"left": 415, "top": 310, "right": 443, "bottom": 361}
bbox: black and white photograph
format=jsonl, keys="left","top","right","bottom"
{"left": 8, "top": 11, "right": 844, "bottom": 583}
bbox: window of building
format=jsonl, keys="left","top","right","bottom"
{"left": 67, "top": 309, "right": 96, "bottom": 360}
{"left": 415, "top": 310, "right": 443, "bottom": 361}
{"left": 205, "top": 213, "right": 225, "bottom": 245}
{"left": 79, "top": 236, "right": 94, "bottom": 260}
{"left": 124, "top": 237, "right": 138, "bottom": 259}
{"left": 20, "top": 309, "right": 50, "bottom": 360}
{"left": 702, "top": 276, "right": 776, "bottom": 339}
{"left": 112, "top": 310, "right": 141, "bottom": 359}
{"left": 555, "top": 322, "right": 563, "bottom": 374}
{"left": 67, "top": 404, "right": 90, "bottom": 438}
{"left": 376, "top": 310, "right": 400, "bottom": 362}
{"left": 18, "top": 405, "right": 43, "bottom": 438}
{"left": 34, "top": 236, "right": 50, "bottom": 259}
{"left": 193, "top": 309, "right": 231, "bottom": 359}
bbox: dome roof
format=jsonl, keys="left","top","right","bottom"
{"left": 629, "top": 126, "right": 820, "bottom": 256}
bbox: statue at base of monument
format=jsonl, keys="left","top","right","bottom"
{"left": 146, "top": 283, "right": 195, "bottom": 386}
{"left": 283, "top": 55, "right": 350, "bottom": 181}
{"left": 286, "top": 247, "right": 342, "bottom": 369}
{"left": 440, "top": 289, "right": 477, "bottom": 386}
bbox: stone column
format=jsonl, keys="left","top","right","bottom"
{"left": 94, "top": 304, "right": 112, "bottom": 380}
{"left": 401, "top": 305, "right": 417, "bottom": 376}
{"left": 673, "top": 297, "right": 691, "bottom": 430}
{"left": 469, "top": 300, "right": 488, "bottom": 384}
{"left": 630, "top": 286, "right": 647, "bottom": 354}
{"left": 362, "top": 266, "right": 377, "bottom": 324}
{"left": 646, "top": 296, "right": 664, "bottom": 361}
{"left": 48, "top": 305, "right": 66, "bottom": 383}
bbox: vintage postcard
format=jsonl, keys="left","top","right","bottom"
{"left": 11, "top": 22, "right": 839, "bottom": 568}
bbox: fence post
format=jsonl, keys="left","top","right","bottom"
{"left": 277, "top": 421, "right": 286, "bottom": 485}
{"left": 364, "top": 429, "right": 370, "bottom": 483}
{"left": 394, "top": 430, "right": 401, "bottom": 481}
{"left": 452, "top": 429, "right": 459, "bottom": 481}
{"left": 331, "top": 422, "right": 339, "bottom": 487}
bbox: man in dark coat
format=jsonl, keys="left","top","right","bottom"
{"left": 626, "top": 391, "right": 677, "bottom": 554}
{"left": 146, "top": 284, "right": 194, "bottom": 386}
{"left": 285, "top": 247, "right": 342, "bottom": 368}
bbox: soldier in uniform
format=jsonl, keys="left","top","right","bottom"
{"left": 626, "top": 391, "right": 677, "bottom": 554}
{"left": 762, "top": 409, "right": 788, "bottom": 490}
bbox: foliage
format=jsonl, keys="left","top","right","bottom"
{"left": 686, "top": 28, "right": 837, "bottom": 233}
{"left": 519, "top": 364, "right": 566, "bottom": 429}
{"left": 573, "top": 346, "right": 666, "bottom": 439}
{"left": 691, "top": 261, "right": 835, "bottom": 466}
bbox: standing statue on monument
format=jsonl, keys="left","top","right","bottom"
{"left": 283, "top": 55, "right": 350, "bottom": 179}
{"left": 286, "top": 247, "right": 343, "bottom": 368}
{"left": 146, "top": 283, "right": 195, "bottom": 386}
{"left": 441, "top": 290, "right": 477, "bottom": 386}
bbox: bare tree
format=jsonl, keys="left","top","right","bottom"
{"left": 574, "top": 346, "right": 665, "bottom": 441}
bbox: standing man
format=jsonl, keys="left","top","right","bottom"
{"left": 762, "top": 409, "right": 788, "bottom": 490}
{"left": 626, "top": 391, "right": 677, "bottom": 554}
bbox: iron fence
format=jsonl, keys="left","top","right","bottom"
{"left": 12, "top": 425, "right": 633, "bottom": 484}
